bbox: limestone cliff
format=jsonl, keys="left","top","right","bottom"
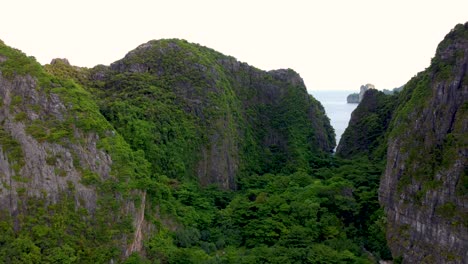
{"left": 359, "top": 83, "right": 375, "bottom": 102}
{"left": 337, "top": 88, "right": 398, "bottom": 159}
{"left": 379, "top": 23, "right": 468, "bottom": 263}
{"left": 0, "top": 38, "right": 336, "bottom": 261}
{"left": 0, "top": 41, "right": 151, "bottom": 261}
{"left": 82, "top": 39, "right": 335, "bottom": 190}
{"left": 347, "top": 83, "right": 376, "bottom": 103}
{"left": 347, "top": 93, "right": 359, "bottom": 103}
{"left": 338, "top": 23, "right": 468, "bottom": 263}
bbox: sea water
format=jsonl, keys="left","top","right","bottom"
{"left": 310, "top": 90, "right": 358, "bottom": 148}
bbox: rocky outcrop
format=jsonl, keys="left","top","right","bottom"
{"left": 0, "top": 73, "right": 107, "bottom": 214}
{"left": 0, "top": 41, "right": 151, "bottom": 260}
{"left": 383, "top": 86, "right": 404, "bottom": 95}
{"left": 347, "top": 93, "right": 359, "bottom": 103}
{"left": 50, "top": 58, "right": 70, "bottom": 66}
{"left": 337, "top": 23, "right": 468, "bottom": 263}
{"left": 379, "top": 23, "right": 468, "bottom": 263}
{"left": 0, "top": 38, "right": 336, "bottom": 261}
{"left": 360, "top": 83, "right": 375, "bottom": 101}
{"left": 88, "top": 39, "right": 335, "bottom": 189}
{"left": 337, "top": 88, "right": 398, "bottom": 159}
{"left": 347, "top": 83, "right": 376, "bottom": 103}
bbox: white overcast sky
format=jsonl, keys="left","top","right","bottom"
{"left": 1, "top": 0, "right": 467, "bottom": 91}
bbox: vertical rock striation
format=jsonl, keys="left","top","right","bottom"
{"left": 0, "top": 41, "right": 151, "bottom": 260}
{"left": 0, "top": 38, "right": 336, "bottom": 260}
{"left": 379, "top": 23, "right": 468, "bottom": 263}
{"left": 88, "top": 39, "right": 335, "bottom": 190}
{"left": 337, "top": 22, "right": 468, "bottom": 263}
{"left": 0, "top": 60, "right": 107, "bottom": 217}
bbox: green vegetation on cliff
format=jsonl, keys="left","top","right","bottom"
{"left": 0, "top": 39, "right": 394, "bottom": 264}
{"left": 337, "top": 89, "right": 399, "bottom": 160}
{"left": 338, "top": 22, "right": 468, "bottom": 263}
{"left": 0, "top": 40, "right": 152, "bottom": 262}
{"left": 86, "top": 39, "right": 335, "bottom": 187}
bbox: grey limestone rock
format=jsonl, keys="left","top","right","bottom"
{"left": 0, "top": 72, "right": 110, "bottom": 215}
{"left": 347, "top": 83, "right": 375, "bottom": 103}
{"left": 347, "top": 93, "right": 359, "bottom": 103}
{"left": 379, "top": 23, "right": 468, "bottom": 263}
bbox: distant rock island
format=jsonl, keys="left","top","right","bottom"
{"left": 347, "top": 83, "right": 375, "bottom": 103}
{"left": 382, "top": 85, "right": 404, "bottom": 95}
{"left": 347, "top": 84, "right": 403, "bottom": 103}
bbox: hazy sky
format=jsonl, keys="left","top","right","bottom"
{"left": 1, "top": 0, "right": 467, "bottom": 91}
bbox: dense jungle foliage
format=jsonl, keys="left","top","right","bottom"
{"left": 0, "top": 39, "right": 391, "bottom": 263}
{"left": 134, "top": 157, "right": 392, "bottom": 263}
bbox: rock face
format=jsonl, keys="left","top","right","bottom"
{"left": 383, "top": 86, "right": 404, "bottom": 95}
{"left": 85, "top": 39, "right": 335, "bottom": 190}
{"left": 0, "top": 73, "right": 107, "bottom": 214}
{"left": 339, "top": 23, "right": 468, "bottom": 263}
{"left": 337, "top": 23, "right": 468, "bottom": 263}
{"left": 359, "top": 83, "right": 375, "bottom": 101}
{"left": 346, "top": 83, "right": 375, "bottom": 103}
{"left": 337, "top": 88, "right": 398, "bottom": 158}
{"left": 50, "top": 58, "right": 70, "bottom": 66}
{"left": 379, "top": 23, "right": 468, "bottom": 263}
{"left": 0, "top": 38, "right": 335, "bottom": 261}
{"left": 0, "top": 41, "right": 151, "bottom": 260}
{"left": 347, "top": 93, "right": 359, "bottom": 103}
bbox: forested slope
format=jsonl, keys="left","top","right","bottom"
{"left": 0, "top": 38, "right": 392, "bottom": 263}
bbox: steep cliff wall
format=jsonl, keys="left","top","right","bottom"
{"left": 0, "top": 41, "right": 151, "bottom": 262}
{"left": 337, "top": 23, "right": 468, "bottom": 263}
{"left": 379, "top": 23, "right": 468, "bottom": 263}
{"left": 0, "top": 38, "right": 336, "bottom": 261}
{"left": 337, "top": 89, "right": 398, "bottom": 159}
{"left": 80, "top": 39, "right": 334, "bottom": 189}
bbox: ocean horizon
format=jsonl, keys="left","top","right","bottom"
{"left": 310, "top": 90, "right": 358, "bottom": 149}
